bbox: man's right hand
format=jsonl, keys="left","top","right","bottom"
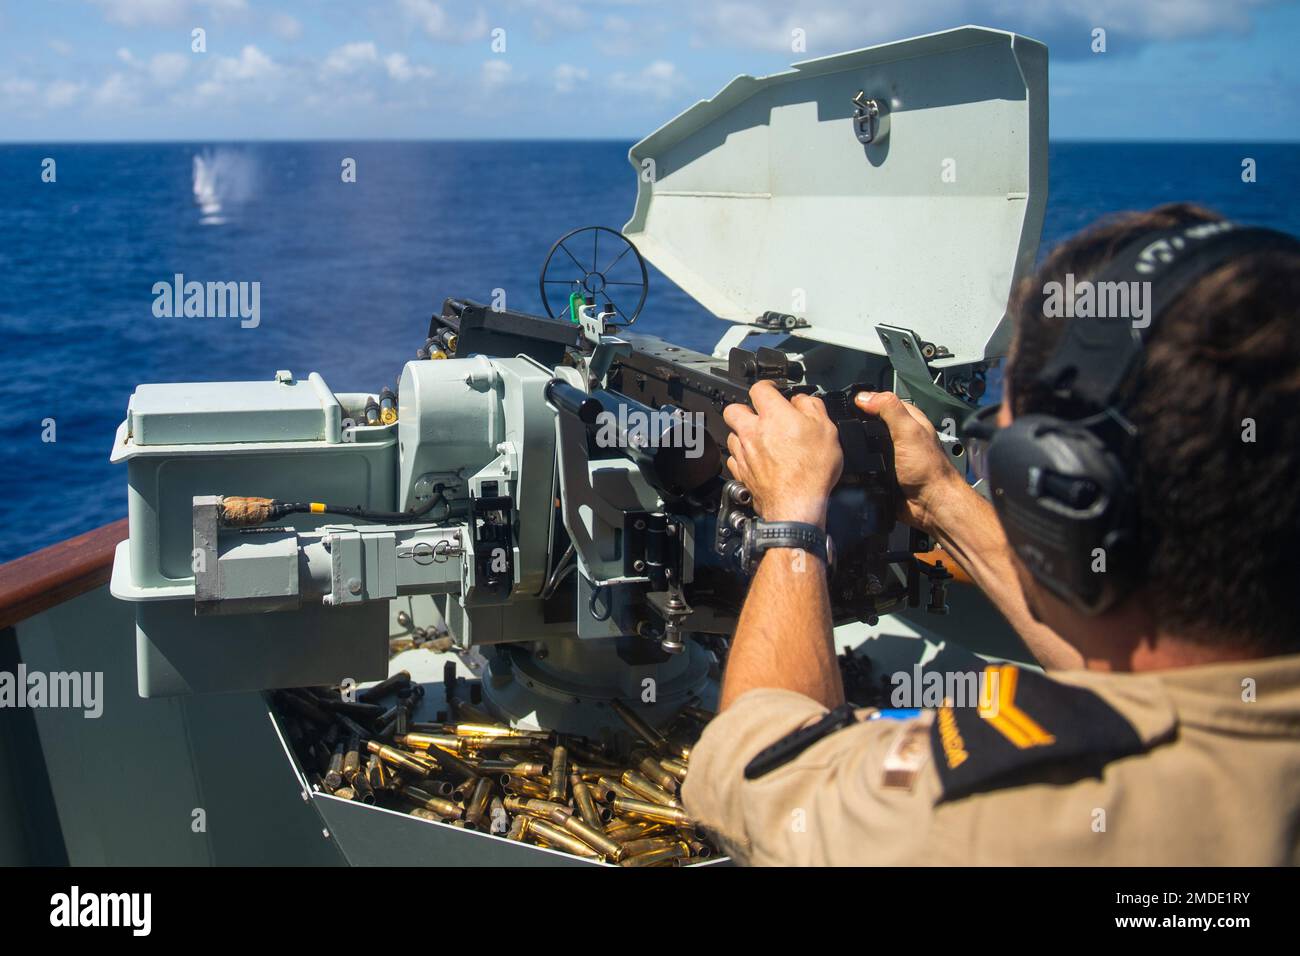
{"left": 854, "top": 391, "right": 967, "bottom": 536}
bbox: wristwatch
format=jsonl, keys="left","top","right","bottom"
{"left": 741, "top": 520, "right": 834, "bottom": 572}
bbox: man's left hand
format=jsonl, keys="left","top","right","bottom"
{"left": 721, "top": 380, "right": 843, "bottom": 529}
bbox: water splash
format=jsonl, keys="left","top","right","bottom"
{"left": 192, "top": 148, "right": 256, "bottom": 225}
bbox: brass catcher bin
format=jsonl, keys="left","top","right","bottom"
{"left": 275, "top": 678, "right": 719, "bottom": 866}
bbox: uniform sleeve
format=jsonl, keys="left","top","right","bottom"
{"left": 682, "top": 688, "right": 952, "bottom": 866}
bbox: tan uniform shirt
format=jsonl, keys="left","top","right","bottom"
{"left": 683, "top": 654, "right": 1300, "bottom": 865}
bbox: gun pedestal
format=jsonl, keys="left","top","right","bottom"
{"left": 480, "top": 636, "right": 713, "bottom": 741}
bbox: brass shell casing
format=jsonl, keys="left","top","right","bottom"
{"left": 548, "top": 745, "right": 568, "bottom": 802}
{"left": 503, "top": 796, "right": 569, "bottom": 819}
{"left": 638, "top": 756, "right": 679, "bottom": 793}
{"left": 402, "top": 785, "right": 463, "bottom": 819}
{"left": 396, "top": 733, "right": 462, "bottom": 752}
{"left": 465, "top": 777, "right": 493, "bottom": 826}
{"left": 595, "top": 776, "right": 640, "bottom": 802}
{"left": 659, "top": 758, "right": 688, "bottom": 783}
{"left": 554, "top": 812, "right": 625, "bottom": 861}
{"left": 570, "top": 778, "right": 604, "bottom": 830}
{"left": 619, "top": 843, "right": 690, "bottom": 867}
{"left": 527, "top": 819, "right": 600, "bottom": 859}
{"left": 619, "top": 835, "right": 686, "bottom": 857}
{"left": 367, "top": 740, "right": 436, "bottom": 777}
{"left": 611, "top": 797, "right": 692, "bottom": 827}
{"left": 620, "top": 770, "right": 681, "bottom": 808}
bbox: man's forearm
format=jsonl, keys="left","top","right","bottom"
{"left": 928, "top": 481, "right": 1084, "bottom": 670}
{"left": 719, "top": 549, "right": 845, "bottom": 711}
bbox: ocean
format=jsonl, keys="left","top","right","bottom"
{"left": 1, "top": 140, "right": 1297, "bottom": 562}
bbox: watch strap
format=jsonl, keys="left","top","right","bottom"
{"left": 750, "top": 520, "right": 828, "bottom": 562}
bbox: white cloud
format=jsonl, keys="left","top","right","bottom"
{"left": 93, "top": 0, "right": 188, "bottom": 27}
{"left": 0, "top": 77, "right": 87, "bottom": 111}
{"left": 190, "top": 45, "right": 278, "bottom": 103}
{"left": 553, "top": 63, "right": 589, "bottom": 94}
{"left": 91, "top": 0, "right": 248, "bottom": 28}
{"left": 268, "top": 12, "right": 302, "bottom": 40}
{"left": 691, "top": 0, "right": 1277, "bottom": 57}
{"left": 149, "top": 52, "right": 190, "bottom": 86}
{"left": 481, "top": 58, "right": 513, "bottom": 90}
{"left": 526, "top": 0, "right": 588, "bottom": 39}
{"left": 0, "top": 78, "right": 39, "bottom": 102}
{"left": 322, "top": 41, "right": 380, "bottom": 77}
{"left": 92, "top": 72, "right": 140, "bottom": 109}
{"left": 49, "top": 39, "right": 74, "bottom": 56}
{"left": 320, "top": 43, "right": 435, "bottom": 83}
{"left": 115, "top": 48, "right": 190, "bottom": 86}
{"left": 212, "top": 45, "right": 277, "bottom": 83}
{"left": 400, "top": 0, "right": 490, "bottom": 42}
{"left": 385, "top": 53, "right": 435, "bottom": 83}
{"left": 610, "top": 60, "right": 685, "bottom": 100}
{"left": 595, "top": 13, "right": 670, "bottom": 55}
{"left": 45, "top": 80, "right": 85, "bottom": 109}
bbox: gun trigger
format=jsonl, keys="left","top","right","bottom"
{"left": 742, "top": 703, "right": 859, "bottom": 779}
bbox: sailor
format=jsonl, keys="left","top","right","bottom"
{"left": 684, "top": 204, "right": 1300, "bottom": 864}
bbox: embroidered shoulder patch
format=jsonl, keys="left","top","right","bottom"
{"left": 928, "top": 663, "right": 1146, "bottom": 801}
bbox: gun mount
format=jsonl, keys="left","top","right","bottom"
{"left": 110, "top": 26, "right": 1047, "bottom": 753}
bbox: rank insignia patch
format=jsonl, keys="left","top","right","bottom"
{"left": 928, "top": 663, "right": 1146, "bottom": 801}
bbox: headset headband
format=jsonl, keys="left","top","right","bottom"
{"left": 1035, "top": 222, "right": 1300, "bottom": 418}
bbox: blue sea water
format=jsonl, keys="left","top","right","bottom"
{"left": 1, "top": 140, "right": 1297, "bottom": 562}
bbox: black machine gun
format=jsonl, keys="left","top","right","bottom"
{"left": 603, "top": 334, "right": 924, "bottom": 624}
{"left": 428, "top": 297, "right": 935, "bottom": 647}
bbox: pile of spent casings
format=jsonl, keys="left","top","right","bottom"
{"left": 274, "top": 669, "right": 718, "bottom": 866}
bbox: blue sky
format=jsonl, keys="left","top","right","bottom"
{"left": 1, "top": 0, "right": 1297, "bottom": 141}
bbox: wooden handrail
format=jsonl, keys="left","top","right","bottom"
{"left": 0, "top": 519, "right": 129, "bottom": 630}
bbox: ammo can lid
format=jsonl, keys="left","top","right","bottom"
{"left": 623, "top": 25, "right": 1048, "bottom": 365}
{"left": 126, "top": 371, "right": 341, "bottom": 446}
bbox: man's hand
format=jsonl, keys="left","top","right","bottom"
{"left": 853, "top": 391, "right": 966, "bottom": 536}
{"left": 722, "top": 380, "right": 842, "bottom": 529}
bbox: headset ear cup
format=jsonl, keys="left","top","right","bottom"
{"left": 985, "top": 415, "right": 1139, "bottom": 615}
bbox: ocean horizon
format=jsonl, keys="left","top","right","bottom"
{"left": 2, "top": 139, "right": 1297, "bottom": 561}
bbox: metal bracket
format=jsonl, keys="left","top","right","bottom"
{"left": 875, "top": 324, "right": 975, "bottom": 427}
{"left": 852, "top": 92, "right": 880, "bottom": 144}
{"left": 192, "top": 495, "right": 222, "bottom": 613}
{"left": 713, "top": 480, "right": 751, "bottom": 564}
{"left": 327, "top": 530, "right": 398, "bottom": 606}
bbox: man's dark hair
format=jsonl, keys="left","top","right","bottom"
{"left": 1006, "top": 203, "right": 1300, "bottom": 654}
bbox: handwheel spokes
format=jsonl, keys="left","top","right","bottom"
{"left": 538, "top": 226, "right": 648, "bottom": 325}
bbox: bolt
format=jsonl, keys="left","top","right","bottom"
{"left": 348, "top": 578, "right": 363, "bottom": 595}
{"left": 633, "top": 560, "right": 646, "bottom": 572}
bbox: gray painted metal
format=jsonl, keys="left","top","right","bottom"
{"left": 10, "top": 586, "right": 343, "bottom": 865}
{"left": 624, "top": 25, "right": 1048, "bottom": 365}
{"left": 314, "top": 794, "right": 602, "bottom": 867}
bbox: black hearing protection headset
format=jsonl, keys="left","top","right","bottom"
{"left": 964, "top": 220, "right": 1300, "bottom": 615}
